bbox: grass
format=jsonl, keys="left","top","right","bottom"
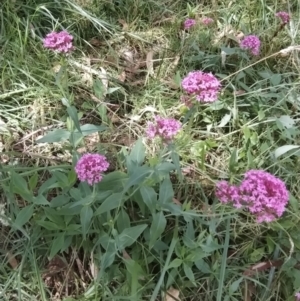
{"left": 1, "top": 0, "right": 300, "bottom": 300}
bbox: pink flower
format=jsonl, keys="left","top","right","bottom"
{"left": 184, "top": 19, "right": 196, "bottom": 30}
{"left": 75, "top": 153, "right": 109, "bottom": 185}
{"left": 216, "top": 170, "right": 289, "bottom": 223}
{"left": 295, "top": 292, "right": 300, "bottom": 301}
{"left": 276, "top": 11, "right": 290, "bottom": 24}
{"left": 240, "top": 35, "right": 261, "bottom": 56}
{"left": 146, "top": 116, "right": 181, "bottom": 141}
{"left": 182, "top": 71, "right": 221, "bottom": 103}
{"left": 201, "top": 17, "right": 214, "bottom": 25}
{"left": 43, "top": 31, "right": 74, "bottom": 54}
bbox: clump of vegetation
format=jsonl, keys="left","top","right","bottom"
{"left": 1, "top": 1, "right": 300, "bottom": 301}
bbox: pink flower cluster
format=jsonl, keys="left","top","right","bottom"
{"left": 240, "top": 35, "right": 261, "bottom": 56}
{"left": 216, "top": 170, "right": 289, "bottom": 223}
{"left": 75, "top": 153, "right": 109, "bottom": 185}
{"left": 182, "top": 71, "right": 221, "bottom": 103}
{"left": 276, "top": 11, "right": 290, "bottom": 24}
{"left": 201, "top": 17, "right": 214, "bottom": 25}
{"left": 184, "top": 19, "right": 196, "bottom": 30}
{"left": 43, "top": 31, "right": 74, "bottom": 54}
{"left": 146, "top": 116, "right": 181, "bottom": 141}
{"left": 295, "top": 292, "right": 300, "bottom": 301}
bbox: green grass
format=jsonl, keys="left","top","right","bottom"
{"left": 1, "top": 0, "right": 300, "bottom": 300}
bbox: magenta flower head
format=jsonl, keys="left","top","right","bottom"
{"left": 75, "top": 153, "right": 109, "bottom": 185}
{"left": 184, "top": 18, "right": 196, "bottom": 30}
{"left": 43, "top": 31, "right": 74, "bottom": 54}
{"left": 146, "top": 116, "right": 181, "bottom": 142}
{"left": 182, "top": 71, "right": 221, "bottom": 103}
{"left": 216, "top": 170, "right": 289, "bottom": 223}
{"left": 240, "top": 35, "right": 261, "bottom": 56}
{"left": 276, "top": 11, "right": 290, "bottom": 24}
{"left": 201, "top": 17, "right": 214, "bottom": 25}
{"left": 295, "top": 292, "right": 300, "bottom": 301}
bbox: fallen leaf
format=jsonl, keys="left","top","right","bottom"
{"left": 146, "top": 51, "right": 154, "bottom": 76}
{"left": 89, "top": 252, "right": 98, "bottom": 279}
{"left": 164, "top": 287, "right": 180, "bottom": 301}
{"left": 118, "top": 19, "right": 129, "bottom": 31}
{"left": 122, "top": 249, "right": 131, "bottom": 260}
{"left": 118, "top": 71, "right": 126, "bottom": 82}
{"left": 6, "top": 251, "right": 18, "bottom": 269}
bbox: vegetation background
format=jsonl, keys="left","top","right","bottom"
{"left": 1, "top": 0, "right": 300, "bottom": 300}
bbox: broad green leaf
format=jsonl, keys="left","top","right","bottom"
{"left": 79, "top": 124, "right": 107, "bottom": 136}
{"left": 229, "top": 148, "right": 238, "bottom": 172}
{"left": 36, "top": 129, "right": 70, "bottom": 143}
{"left": 52, "top": 171, "right": 69, "bottom": 187}
{"left": 56, "top": 205, "right": 82, "bottom": 215}
{"left": 38, "top": 177, "right": 59, "bottom": 194}
{"left": 124, "top": 258, "right": 145, "bottom": 278}
{"left": 123, "top": 166, "right": 152, "bottom": 193}
{"left": 81, "top": 206, "right": 93, "bottom": 239}
{"left": 149, "top": 212, "right": 167, "bottom": 249}
{"left": 278, "top": 115, "right": 295, "bottom": 129}
{"left": 67, "top": 106, "right": 81, "bottom": 133}
{"left": 98, "top": 171, "right": 128, "bottom": 192}
{"left": 183, "top": 263, "right": 195, "bottom": 282}
{"left": 159, "top": 177, "right": 174, "bottom": 204}
{"left": 95, "top": 192, "right": 123, "bottom": 215}
{"left": 117, "top": 209, "right": 130, "bottom": 232}
{"left": 129, "top": 138, "right": 146, "bottom": 165}
{"left": 274, "top": 145, "right": 300, "bottom": 158}
{"left": 155, "top": 162, "right": 175, "bottom": 176}
{"left": 15, "top": 205, "right": 34, "bottom": 227}
{"left": 50, "top": 195, "right": 70, "bottom": 208}
{"left": 33, "top": 195, "right": 50, "bottom": 205}
{"left": 50, "top": 233, "right": 65, "bottom": 259}
{"left": 229, "top": 277, "right": 243, "bottom": 295}
{"left": 93, "top": 78, "right": 105, "bottom": 98}
{"left": 140, "top": 186, "right": 157, "bottom": 212}
{"left": 195, "top": 259, "right": 211, "bottom": 273}
{"left": 168, "top": 258, "right": 182, "bottom": 269}
{"left": 36, "top": 220, "right": 62, "bottom": 230}
{"left": 117, "top": 224, "right": 147, "bottom": 250}
{"left": 68, "top": 170, "right": 77, "bottom": 186}
{"left": 11, "top": 171, "right": 30, "bottom": 196}
{"left": 44, "top": 208, "right": 65, "bottom": 225}
{"left": 99, "top": 250, "right": 116, "bottom": 277}
{"left": 270, "top": 74, "right": 281, "bottom": 86}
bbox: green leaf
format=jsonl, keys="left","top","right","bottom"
{"left": 52, "top": 171, "right": 69, "bottom": 187}
{"left": 278, "top": 115, "right": 295, "bottom": 129}
{"left": 159, "top": 177, "right": 174, "bottom": 204}
{"left": 140, "top": 186, "right": 157, "bottom": 212}
{"left": 68, "top": 170, "right": 77, "bottom": 186}
{"left": 270, "top": 74, "right": 281, "bottom": 86}
{"left": 149, "top": 212, "right": 167, "bottom": 249}
{"left": 98, "top": 171, "right": 128, "bottom": 192}
{"left": 29, "top": 173, "right": 38, "bottom": 191}
{"left": 116, "top": 224, "right": 147, "bottom": 250}
{"left": 229, "top": 148, "right": 238, "bottom": 172}
{"left": 50, "top": 195, "right": 70, "bottom": 208}
{"left": 129, "top": 138, "right": 146, "bottom": 165}
{"left": 36, "top": 129, "right": 70, "bottom": 143}
{"left": 229, "top": 277, "right": 243, "bottom": 295}
{"left": 117, "top": 209, "right": 130, "bottom": 232}
{"left": 15, "top": 205, "right": 34, "bottom": 227}
{"left": 168, "top": 258, "right": 182, "bottom": 269}
{"left": 79, "top": 124, "right": 107, "bottom": 136}
{"left": 93, "top": 78, "right": 105, "bottom": 98}
{"left": 155, "top": 162, "right": 175, "bottom": 176}
{"left": 80, "top": 206, "right": 93, "bottom": 239}
{"left": 123, "top": 166, "right": 152, "bottom": 193}
{"left": 50, "top": 233, "right": 65, "bottom": 259}
{"left": 33, "top": 194, "right": 50, "bottom": 205}
{"left": 274, "top": 145, "right": 300, "bottom": 158}
{"left": 36, "top": 220, "right": 62, "bottom": 230}
{"left": 67, "top": 106, "right": 81, "bottom": 133}
{"left": 95, "top": 192, "right": 123, "bottom": 215}
{"left": 171, "top": 151, "right": 182, "bottom": 181}
{"left": 183, "top": 263, "right": 195, "bottom": 282}
{"left": 11, "top": 171, "right": 30, "bottom": 196}
{"left": 44, "top": 208, "right": 65, "bottom": 225}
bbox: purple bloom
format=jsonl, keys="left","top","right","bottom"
{"left": 146, "top": 116, "right": 181, "bottom": 141}
{"left": 276, "top": 11, "right": 290, "bottom": 24}
{"left": 201, "top": 17, "right": 214, "bottom": 25}
{"left": 75, "top": 153, "right": 109, "bottom": 185}
{"left": 184, "top": 19, "right": 196, "bottom": 30}
{"left": 43, "top": 31, "right": 74, "bottom": 54}
{"left": 216, "top": 170, "right": 289, "bottom": 223}
{"left": 182, "top": 71, "right": 221, "bottom": 103}
{"left": 295, "top": 292, "right": 300, "bottom": 301}
{"left": 240, "top": 35, "right": 261, "bottom": 56}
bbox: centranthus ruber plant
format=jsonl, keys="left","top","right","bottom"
{"left": 216, "top": 170, "right": 289, "bottom": 223}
